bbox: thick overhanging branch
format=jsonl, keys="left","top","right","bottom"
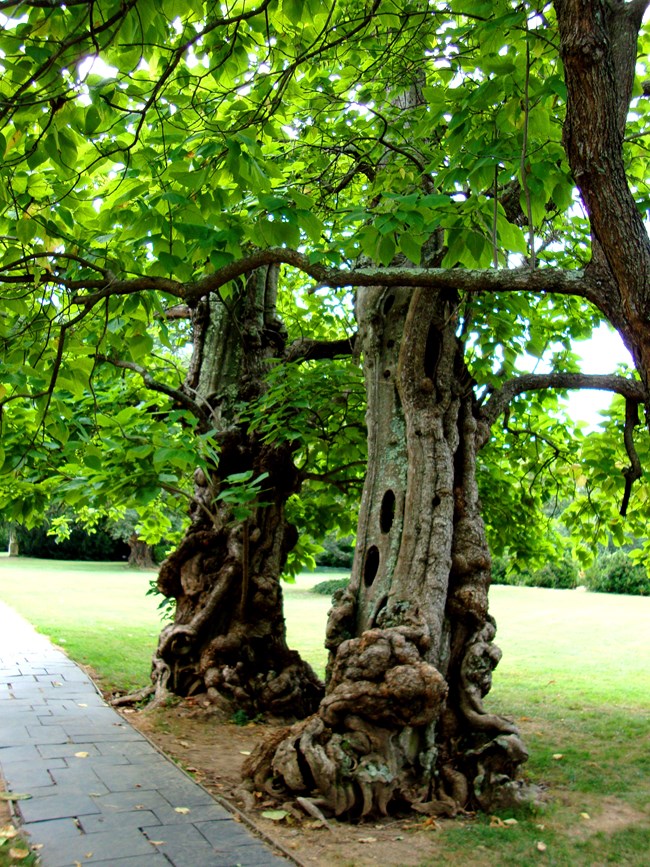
{"left": 64, "top": 248, "right": 595, "bottom": 308}
{"left": 479, "top": 371, "right": 645, "bottom": 439}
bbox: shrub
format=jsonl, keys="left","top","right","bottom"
{"left": 15, "top": 522, "right": 129, "bottom": 561}
{"left": 311, "top": 577, "right": 350, "bottom": 596}
{"left": 585, "top": 551, "right": 649, "bottom": 596}
{"left": 491, "top": 552, "right": 579, "bottom": 589}
{"left": 524, "top": 557, "right": 579, "bottom": 590}
{"left": 315, "top": 534, "right": 355, "bottom": 568}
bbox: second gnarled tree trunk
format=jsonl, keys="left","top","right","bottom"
{"left": 147, "top": 269, "right": 323, "bottom": 719}
{"left": 246, "top": 284, "right": 533, "bottom": 814}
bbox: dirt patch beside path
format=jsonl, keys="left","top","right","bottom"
{"left": 119, "top": 698, "right": 454, "bottom": 867}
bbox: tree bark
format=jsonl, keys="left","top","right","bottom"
{"left": 8, "top": 527, "right": 19, "bottom": 557}
{"left": 127, "top": 535, "right": 157, "bottom": 569}
{"left": 146, "top": 270, "right": 323, "bottom": 719}
{"left": 244, "top": 285, "right": 535, "bottom": 815}
{"left": 555, "top": 0, "right": 650, "bottom": 391}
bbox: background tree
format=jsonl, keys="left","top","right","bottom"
{"left": 1, "top": 0, "right": 649, "bottom": 816}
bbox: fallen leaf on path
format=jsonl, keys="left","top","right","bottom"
{"left": 261, "top": 810, "right": 289, "bottom": 821}
{"left": 149, "top": 840, "right": 166, "bottom": 846}
{"left": 75, "top": 752, "right": 90, "bottom": 758}
{"left": 84, "top": 851, "right": 93, "bottom": 858}
{"left": 358, "top": 837, "right": 378, "bottom": 843}
{"left": 77, "top": 703, "right": 88, "bottom": 708}
{"left": 0, "top": 793, "right": 31, "bottom": 801}
{"left": 178, "top": 740, "right": 190, "bottom": 748}
{"left": 239, "top": 750, "right": 251, "bottom": 755}
{"left": 174, "top": 807, "right": 190, "bottom": 815}
{"left": 580, "top": 812, "right": 590, "bottom": 820}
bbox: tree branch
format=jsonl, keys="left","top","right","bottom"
{"left": 479, "top": 371, "right": 645, "bottom": 435}
{"left": 94, "top": 355, "right": 211, "bottom": 427}
{"left": 620, "top": 397, "right": 642, "bottom": 516}
{"left": 285, "top": 336, "right": 357, "bottom": 363}
{"left": 67, "top": 247, "right": 596, "bottom": 307}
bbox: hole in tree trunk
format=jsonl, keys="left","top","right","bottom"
{"left": 380, "top": 489, "right": 396, "bottom": 533}
{"left": 423, "top": 324, "right": 441, "bottom": 380}
{"left": 432, "top": 494, "right": 441, "bottom": 510}
{"left": 383, "top": 294, "right": 395, "bottom": 315}
{"left": 383, "top": 369, "right": 391, "bottom": 379}
{"left": 363, "top": 546, "right": 380, "bottom": 587}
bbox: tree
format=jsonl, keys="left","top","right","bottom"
{"left": 1, "top": 0, "right": 649, "bottom": 816}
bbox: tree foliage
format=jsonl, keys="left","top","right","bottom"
{"left": 2, "top": 0, "right": 648, "bottom": 557}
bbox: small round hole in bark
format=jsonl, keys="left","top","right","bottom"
{"left": 383, "top": 369, "right": 391, "bottom": 379}
{"left": 386, "top": 339, "right": 395, "bottom": 349}
{"left": 380, "top": 489, "right": 396, "bottom": 533}
{"left": 423, "top": 324, "right": 441, "bottom": 380}
{"left": 383, "top": 294, "right": 395, "bottom": 315}
{"left": 363, "top": 546, "right": 380, "bottom": 587}
{"left": 432, "top": 494, "right": 441, "bottom": 510}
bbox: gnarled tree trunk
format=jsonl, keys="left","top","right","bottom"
{"left": 127, "top": 535, "right": 157, "bottom": 569}
{"left": 146, "top": 269, "right": 323, "bottom": 719}
{"left": 245, "top": 284, "right": 535, "bottom": 814}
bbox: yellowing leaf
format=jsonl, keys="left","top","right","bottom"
{"left": 552, "top": 753, "right": 564, "bottom": 760}
{"left": 75, "top": 752, "right": 90, "bottom": 758}
{"left": 536, "top": 841, "right": 547, "bottom": 852}
{"left": 0, "top": 793, "right": 32, "bottom": 801}
{"left": 174, "top": 807, "right": 190, "bottom": 814}
{"left": 358, "top": 837, "right": 378, "bottom": 843}
{"left": 580, "top": 812, "right": 590, "bottom": 820}
{"left": 8, "top": 847, "right": 30, "bottom": 860}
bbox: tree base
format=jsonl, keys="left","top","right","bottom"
{"left": 243, "top": 625, "right": 536, "bottom": 818}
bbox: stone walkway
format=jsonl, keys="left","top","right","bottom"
{"left": 0, "top": 601, "right": 293, "bottom": 866}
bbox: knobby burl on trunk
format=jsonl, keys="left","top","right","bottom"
{"left": 141, "top": 268, "right": 323, "bottom": 718}
{"left": 245, "top": 284, "right": 535, "bottom": 816}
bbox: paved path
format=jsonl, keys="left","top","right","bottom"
{"left": 0, "top": 601, "right": 293, "bottom": 867}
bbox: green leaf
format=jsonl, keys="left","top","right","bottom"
{"left": 399, "top": 233, "right": 423, "bottom": 265}
{"left": 261, "top": 810, "right": 289, "bottom": 821}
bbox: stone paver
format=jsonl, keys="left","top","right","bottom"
{"left": 0, "top": 601, "right": 293, "bottom": 866}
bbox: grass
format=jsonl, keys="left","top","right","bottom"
{"left": 0, "top": 556, "right": 161, "bottom": 692}
{"left": 1, "top": 557, "right": 649, "bottom": 864}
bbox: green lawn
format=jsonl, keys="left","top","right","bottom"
{"left": 1, "top": 556, "right": 649, "bottom": 865}
{"left": 0, "top": 556, "right": 162, "bottom": 692}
